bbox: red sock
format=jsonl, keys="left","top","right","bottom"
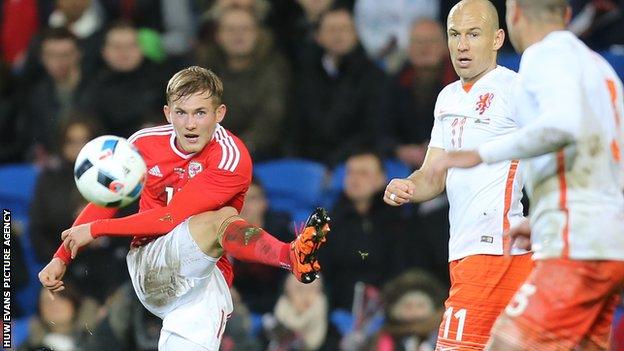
{"left": 221, "top": 219, "right": 292, "bottom": 270}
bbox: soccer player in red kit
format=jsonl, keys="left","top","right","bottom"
{"left": 38, "top": 66, "right": 330, "bottom": 350}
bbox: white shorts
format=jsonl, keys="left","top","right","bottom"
{"left": 126, "top": 219, "right": 233, "bottom": 350}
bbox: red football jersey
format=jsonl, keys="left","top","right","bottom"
{"left": 55, "top": 124, "right": 252, "bottom": 286}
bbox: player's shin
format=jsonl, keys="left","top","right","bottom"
{"left": 217, "top": 218, "right": 292, "bottom": 270}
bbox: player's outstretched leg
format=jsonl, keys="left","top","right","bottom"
{"left": 216, "top": 207, "right": 331, "bottom": 284}
{"left": 289, "top": 207, "right": 331, "bottom": 283}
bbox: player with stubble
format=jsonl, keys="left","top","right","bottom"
{"left": 434, "top": 0, "right": 624, "bottom": 349}
{"left": 384, "top": 0, "right": 533, "bottom": 349}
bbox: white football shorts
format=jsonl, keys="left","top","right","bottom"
{"left": 126, "top": 218, "right": 233, "bottom": 350}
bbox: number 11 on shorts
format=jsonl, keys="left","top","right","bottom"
{"left": 443, "top": 307, "right": 467, "bottom": 341}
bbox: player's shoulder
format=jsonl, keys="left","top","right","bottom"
{"left": 127, "top": 124, "right": 174, "bottom": 146}
{"left": 489, "top": 66, "right": 519, "bottom": 85}
{"left": 437, "top": 79, "right": 464, "bottom": 103}
{"left": 520, "top": 31, "right": 576, "bottom": 72}
{"left": 210, "top": 124, "right": 252, "bottom": 174}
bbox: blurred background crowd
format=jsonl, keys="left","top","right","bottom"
{"left": 1, "top": 0, "right": 624, "bottom": 350}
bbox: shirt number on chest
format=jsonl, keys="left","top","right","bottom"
{"left": 165, "top": 186, "right": 174, "bottom": 205}
{"left": 451, "top": 117, "right": 467, "bottom": 149}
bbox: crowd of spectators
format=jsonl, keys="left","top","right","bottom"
{"left": 2, "top": 0, "right": 623, "bottom": 350}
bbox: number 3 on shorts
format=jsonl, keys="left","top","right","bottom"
{"left": 505, "top": 283, "right": 536, "bottom": 317}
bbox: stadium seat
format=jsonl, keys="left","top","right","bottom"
{"left": 254, "top": 159, "right": 328, "bottom": 224}
{"left": 0, "top": 163, "right": 40, "bottom": 222}
{"left": 0, "top": 163, "right": 43, "bottom": 317}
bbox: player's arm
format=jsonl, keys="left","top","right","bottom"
{"left": 478, "top": 49, "right": 582, "bottom": 163}
{"left": 91, "top": 168, "right": 250, "bottom": 237}
{"left": 53, "top": 203, "right": 118, "bottom": 264}
{"left": 384, "top": 146, "right": 446, "bottom": 205}
{"left": 39, "top": 203, "right": 118, "bottom": 294}
{"left": 60, "top": 168, "right": 250, "bottom": 259}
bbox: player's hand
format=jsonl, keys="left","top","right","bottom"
{"left": 38, "top": 257, "right": 67, "bottom": 295}
{"left": 506, "top": 218, "right": 532, "bottom": 254}
{"left": 61, "top": 223, "right": 94, "bottom": 259}
{"left": 384, "top": 178, "right": 415, "bottom": 206}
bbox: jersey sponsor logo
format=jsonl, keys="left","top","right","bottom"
{"left": 188, "top": 161, "right": 203, "bottom": 178}
{"left": 148, "top": 165, "right": 163, "bottom": 177}
{"left": 480, "top": 235, "right": 493, "bottom": 243}
{"left": 475, "top": 92, "right": 494, "bottom": 115}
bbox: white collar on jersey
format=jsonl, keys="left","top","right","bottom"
{"left": 170, "top": 131, "right": 196, "bottom": 159}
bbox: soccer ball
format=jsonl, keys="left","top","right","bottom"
{"left": 74, "top": 135, "right": 147, "bottom": 207}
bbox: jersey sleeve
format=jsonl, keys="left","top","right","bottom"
{"left": 53, "top": 203, "right": 118, "bottom": 264}
{"left": 478, "top": 47, "right": 583, "bottom": 163}
{"left": 90, "top": 152, "right": 252, "bottom": 237}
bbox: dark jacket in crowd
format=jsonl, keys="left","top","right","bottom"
{"left": 79, "top": 282, "right": 161, "bottom": 351}
{"left": 198, "top": 32, "right": 290, "bottom": 161}
{"left": 381, "top": 61, "right": 456, "bottom": 151}
{"left": 22, "top": 74, "right": 90, "bottom": 153}
{"left": 319, "top": 192, "right": 409, "bottom": 310}
{"left": 291, "top": 46, "right": 387, "bottom": 165}
{"left": 81, "top": 61, "right": 166, "bottom": 137}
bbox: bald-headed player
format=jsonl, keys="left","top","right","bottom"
{"left": 433, "top": 0, "right": 624, "bottom": 350}
{"left": 383, "top": 0, "right": 533, "bottom": 349}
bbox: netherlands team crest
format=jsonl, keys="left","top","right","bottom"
{"left": 188, "top": 161, "right": 203, "bottom": 178}
{"left": 476, "top": 93, "right": 494, "bottom": 115}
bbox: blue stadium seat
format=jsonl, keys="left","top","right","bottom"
{"left": 254, "top": 159, "right": 328, "bottom": 224}
{"left": 0, "top": 163, "right": 40, "bottom": 222}
{"left": 0, "top": 164, "right": 43, "bottom": 317}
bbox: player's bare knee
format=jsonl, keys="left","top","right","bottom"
{"left": 190, "top": 207, "right": 238, "bottom": 231}
{"left": 188, "top": 207, "right": 238, "bottom": 255}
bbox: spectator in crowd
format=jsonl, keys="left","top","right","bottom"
{"left": 290, "top": 6, "right": 387, "bottom": 165}
{"left": 267, "top": 0, "right": 336, "bottom": 66}
{"left": 202, "top": 0, "right": 272, "bottom": 25}
{"left": 20, "top": 0, "right": 105, "bottom": 85}
{"left": 99, "top": 0, "right": 195, "bottom": 58}
{"left": 320, "top": 151, "right": 408, "bottom": 310}
{"left": 20, "top": 285, "right": 100, "bottom": 351}
{"left": 382, "top": 19, "right": 456, "bottom": 169}
{"left": 263, "top": 275, "right": 340, "bottom": 351}
{"left": 0, "top": 62, "right": 25, "bottom": 163}
{"left": 30, "top": 116, "right": 101, "bottom": 263}
{"left": 78, "top": 282, "right": 161, "bottom": 351}
{"left": 29, "top": 116, "right": 129, "bottom": 303}
{"left": 353, "top": 0, "right": 440, "bottom": 73}
{"left": 367, "top": 269, "right": 446, "bottom": 351}
{"left": 197, "top": 6, "right": 290, "bottom": 160}
{"left": 21, "top": 28, "right": 89, "bottom": 160}
{"left": 82, "top": 21, "right": 165, "bottom": 136}
{"left": 404, "top": 196, "right": 451, "bottom": 288}
{"left": 233, "top": 178, "right": 292, "bottom": 313}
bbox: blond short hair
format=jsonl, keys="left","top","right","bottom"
{"left": 166, "top": 66, "right": 223, "bottom": 106}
